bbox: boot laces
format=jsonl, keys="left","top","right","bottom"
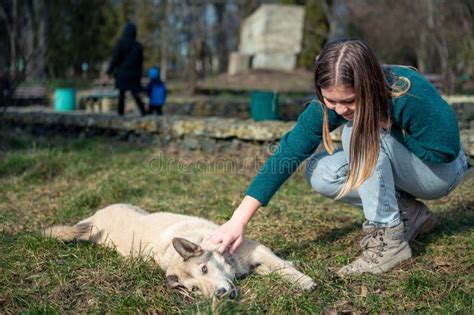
{"left": 360, "top": 230, "right": 387, "bottom": 264}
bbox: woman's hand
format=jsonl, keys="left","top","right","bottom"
{"left": 202, "top": 195, "right": 261, "bottom": 254}
{"left": 203, "top": 217, "right": 247, "bottom": 254}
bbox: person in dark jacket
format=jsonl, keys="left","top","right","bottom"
{"left": 107, "top": 22, "right": 146, "bottom": 116}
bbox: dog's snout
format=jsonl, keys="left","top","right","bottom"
{"left": 229, "top": 289, "right": 237, "bottom": 299}
{"left": 215, "top": 287, "right": 237, "bottom": 299}
{"left": 215, "top": 287, "right": 227, "bottom": 297}
{"left": 215, "top": 281, "right": 237, "bottom": 300}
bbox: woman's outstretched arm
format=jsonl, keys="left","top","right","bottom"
{"left": 202, "top": 195, "right": 261, "bottom": 254}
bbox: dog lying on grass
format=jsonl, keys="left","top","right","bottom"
{"left": 43, "top": 203, "right": 316, "bottom": 299}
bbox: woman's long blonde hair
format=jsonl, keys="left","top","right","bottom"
{"left": 315, "top": 39, "right": 392, "bottom": 199}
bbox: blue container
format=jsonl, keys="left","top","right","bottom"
{"left": 54, "top": 88, "right": 76, "bottom": 112}
{"left": 250, "top": 91, "right": 279, "bottom": 121}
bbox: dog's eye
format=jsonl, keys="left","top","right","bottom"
{"left": 201, "top": 265, "right": 208, "bottom": 274}
{"left": 192, "top": 286, "right": 199, "bottom": 292}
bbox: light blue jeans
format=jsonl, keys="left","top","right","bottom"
{"left": 304, "top": 123, "right": 468, "bottom": 227}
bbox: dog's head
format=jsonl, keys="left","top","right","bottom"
{"left": 166, "top": 237, "right": 237, "bottom": 299}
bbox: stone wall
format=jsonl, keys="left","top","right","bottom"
{"left": 164, "top": 95, "right": 309, "bottom": 121}
{"left": 1, "top": 107, "right": 295, "bottom": 141}
{"left": 163, "top": 95, "right": 474, "bottom": 125}
{"left": 2, "top": 104, "right": 473, "bottom": 165}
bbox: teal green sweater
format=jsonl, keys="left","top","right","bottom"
{"left": 245, "top": 66, "right": 460, "bottom": 206}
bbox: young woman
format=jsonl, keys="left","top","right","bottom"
{"left": 203, "top": 39, "right": 467, "bottom": 275}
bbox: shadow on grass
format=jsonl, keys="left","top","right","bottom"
{"left": 410, "top": 200, "right": 474, "bottom": 255}
{"left": 0, "top": 125, "right": 143, "bottom": 155}
{"left": 316, "top": 221, "right": 363, "bottom": 243}
{"left": 274, "top": 199, "right": 473, "bottom": 260}
{"left": 273, "top": 220, "right": 362, "bottom": 259}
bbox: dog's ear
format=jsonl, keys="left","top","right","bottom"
{"left": 172, "top": 237, "right": 204, "bottom": 261}
{"left": 166, "top": 275, "right": 184, "bottom": 290}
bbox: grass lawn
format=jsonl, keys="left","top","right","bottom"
{"left": 1, "top": 128, "right": 472, "bottom": 313}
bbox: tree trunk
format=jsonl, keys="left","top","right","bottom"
{"left": 322, "top": 0, "right": 348, "bottom": 42}
{"left": 160, "top": 0, "right": 169, "bottom": 81}
{"left": 416, "top": 27, "right": 428, "bottom": 73}
{"left": 23, "top": 2, "right": 48, "bottom": 80}
{"left": 10, "top": 0, "right": 18, "bottom": 77}
{"left": 188, "top": 41, "right": 197, "bottom": 95}
{"left": 215, "top": 3, "right": 227, "bottom": 73}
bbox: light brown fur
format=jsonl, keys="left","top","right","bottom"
{"left": 43, "top": 204, "right": 316, "bottom": 298}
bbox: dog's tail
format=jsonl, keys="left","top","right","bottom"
{"left": 43, "top": 223, "right": 93, "bottom": 242}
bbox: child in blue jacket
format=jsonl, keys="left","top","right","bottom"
{"left": 146, "top": 67, "right": 166, "bottom": 115}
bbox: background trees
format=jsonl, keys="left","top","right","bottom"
{"left": 348, "top": 0, "right": 473, "bottom": 93}
{"left": 46, "top": 0, "right": 120, "bottom": 78}
{"left": 0, "top": 0, "right": 472, "bottom": 93}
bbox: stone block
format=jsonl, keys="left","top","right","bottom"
{"left": 200, "top": 138, "right": 218, "bottom": 153}
{"left": 252, "top": 53, "right": 297, "bottom": 71}
{"left": 240, "top": 4, "right": 305, "bottom": 55}
{"left": 183, "top": 137, "right": 199, "bottom": 150}
{"left": 228, "top": 52, "right": 251, "bottom": 75}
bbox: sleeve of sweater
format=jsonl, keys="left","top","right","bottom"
{"left": 391, "top": 69, "right": 460, "bottom": 163}
{"left": 245, "top": 100, "right": 345, "bottom": 206}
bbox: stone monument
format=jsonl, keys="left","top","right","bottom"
{"left": 228, "top": 4, "right": 305, "bottom": 75}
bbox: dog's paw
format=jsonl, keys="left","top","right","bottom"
{"left": 298, "top": 276, "right": 317, "bottom": 291}
{"left": 303, "top": 281, "right": 317, "bottom": 291}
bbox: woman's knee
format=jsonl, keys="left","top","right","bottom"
{"left": 303, "top": 155, "right": 319, "bottom": 184}
{"left": 304, "top": 155, "right": 348, "bottom": 199}
{"left": 308, "top": 173, "right": 342, "bottom": 199}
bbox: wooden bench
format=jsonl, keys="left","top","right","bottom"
{"left": 78, "top": 76, "right": 153, "bottom": 112}
{"left": 78, "top": 88, "right": 118, "bottom": 112}
{"left": 11, "top": 85, "right": 48, "bottom": 105}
